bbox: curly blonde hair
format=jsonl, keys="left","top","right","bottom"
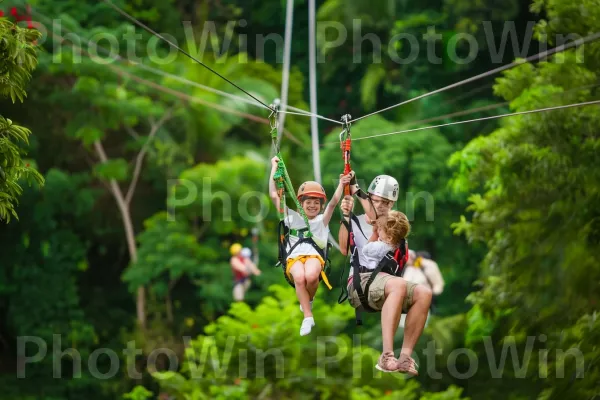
{"left": 376, "top": 210, "right": 411, "bottom": 246}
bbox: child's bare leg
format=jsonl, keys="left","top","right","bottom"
{"left": 289, "top": 261, "right": 312, "bottom": 318}
{"left": 304, "top": 258, "right": 322, "bottom": 301}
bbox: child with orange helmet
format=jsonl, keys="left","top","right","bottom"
{"left": 269, "top": 156, "right": 354, "bottom": 336}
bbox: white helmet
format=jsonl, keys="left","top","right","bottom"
{"left": 241, "top": 247, "right": 252, "bottom": 258}
{"left": 368, "top": 175, "right": 399, "bottom": 202}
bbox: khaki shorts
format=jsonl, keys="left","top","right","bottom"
{"left": 348, "top": 273, "right": 416, "bottom": 313}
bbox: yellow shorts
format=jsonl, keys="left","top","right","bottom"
{"left": 285, "top": 255, "right": 332, "bottom": 290}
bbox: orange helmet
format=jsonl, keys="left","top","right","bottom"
{"left": 297, "top": 181, "right": 327, "bottom": 201}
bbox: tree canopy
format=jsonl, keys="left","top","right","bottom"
{"left": 0, "top": 0, "right": 598, "bottom": 399}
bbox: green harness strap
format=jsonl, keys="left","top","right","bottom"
{"left": 269, "top": 108, "right": 313, "bottom": 239}
{"left": 288, "top": 228, "right": 309, "bottom": 238}
{"left": 269, "top": 105, "right": 335, "bottom": 291}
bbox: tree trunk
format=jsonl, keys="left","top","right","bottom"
{"left": 113, "top": 177, "right": 147, "bottom": 329}
{"left": 165, "top": 289, "right": 173, "bottom": 325}
{"left": 122, "top": 193, "right": 145, "bottom": 324}
{"left": 92, "top": 114, "right": 170, "bottom": 331}
{"left": 94, "top": 141, "right": 147, "bottom": 329}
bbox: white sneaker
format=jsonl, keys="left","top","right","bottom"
{"left": 300, "top": 300, "right": 313, "bottom": 312}
{"left": 300, "top": 317, "right": 315, "bottom": 336}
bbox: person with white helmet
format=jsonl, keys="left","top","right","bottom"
{"left": 338, "top": 175, "right": 432, "bottom": 374}
{"left": 230, "top": 243, "right": 261, "bottom": 302}
{"left": 269, "top": 156, "right": 354, "bottom": 336}
{"left": 241, "top": 247, "right": 254, "bottom": 260}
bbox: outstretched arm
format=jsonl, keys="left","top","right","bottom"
{"left": 323, "top": 172, "right": 353, "bottom": 226}
{"left": 245, "top": 259, "right": 261, "bottom": 276}
{"left": 269, "top": 156, "right": 282, "bottom": 212}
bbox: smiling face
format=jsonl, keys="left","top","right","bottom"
{"left": 301, "top": 197, "right": 322, "bottom": 219}
{"left": 370, "top": 194, "right": 395, "bottom": 217}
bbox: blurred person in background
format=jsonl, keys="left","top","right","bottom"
{"left": 400, "top": 250, "right": 444, "bottom": 327}
{"left": 230, "top": 243, "right": 261, "bottom": 302}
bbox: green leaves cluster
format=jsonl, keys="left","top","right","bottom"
{"left": 448, "top": 0, "right": 600, "bottom": 397}
{"left": 0, "top": 169, "right": 98, "bottom": 399}
{"left": 0, "top": 18, "right": 39, "bottom": 102}
{"left": 170, "top": 155, "right": 271, "bottom": 235}
{"left": 123, "top": 211, "right": 211, "bottom": 297}
{"left": 127, "top": 285, "right": 469, "bottom": 400}
{"left": 0, "top": 17, "right": 44, "bottom": 222}
{"left": 3, "top": 0, "right": 600, "bottom": 399}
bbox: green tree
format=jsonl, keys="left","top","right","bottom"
{"left": 0, "top": 169, "right": 98, "bottom": 399}
{"left": 449, "top": 0, "right": 600, "bottom": 397}
{"left": 315, "top": 0, "right": 520, "bottom": 124}
{"left": 46, "top": 32, "right": 176, "bottom": 329}
{"left": 0, "top": 17, "right": 44, "bottom": 222}
{"left": 126, "top": 285, "right": 470, "bottom": 400}
{"left": 164, "top": 155, "right": 283, "bottom": 309}
{"left": 19, "top": 4, "right": 311, "bottom": 332}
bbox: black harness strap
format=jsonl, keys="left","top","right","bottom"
{"left": 337, "top": 188, "right": 393, "bottom": 326}
{"left": 347, "top": 236, "right": 408, "bottom": 325}
{"left": 353, "top": 244, "right": 405, "bottom": 311}
{"left": 338, "top": 213, "right": 366, "bottom": 325}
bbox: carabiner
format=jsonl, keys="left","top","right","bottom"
{"left": 268, "top": 101, "right": 280, "bottom": 131}
{"left": 341, "top": 114, "right": 352, "bottom": 135}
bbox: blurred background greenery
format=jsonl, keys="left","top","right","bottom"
{"left": 1, "top": 0, "right": 599, "bottom": 398}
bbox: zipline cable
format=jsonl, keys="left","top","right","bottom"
{"left": 279, "top": 110, "right": 342, "bottom": 125}
{"left": 102, "top": 0, "right": 274, "bottom": 111}
{"left": 27, "top": 3, "right": 600, "bottom": 135}
{"left": 352, "top": 32, "right": 600, "bottom": 123}
{"left": 26, "top": 7, "right": 270, "bottom": 110}
{"left": 319, "top": 82, "right": 600, "bottom": 148}
{"left": 276, "top": 0, "right": 295, "bottom": 143}
{"left": 28, "top": 5, "right": 338, "bottom": 127}
{"left": 45, "top": 27, "right": 307, "bottom": 146}
{"left": 351, "top": 100, "right": 600, "bottom": 142}
{"left": 443, "top": 83, "right": 495, "bottom": 107}
{"left": 401, "top": 81, "right": 600, "bottom": 128}
{"left": 308, "top": 0, "right": 322, "bottom": 183}
{"left": 406, "top": 101, "right": 509, "bottom": 127}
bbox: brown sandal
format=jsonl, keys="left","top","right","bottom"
{"left": 397, "top": 354, "right": 418, "bottom": 376}
{"left": 375, "top": 351, "right": 400, "bottom": 372}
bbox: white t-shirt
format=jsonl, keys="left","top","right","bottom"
{"left": 347, "top": 214, "right": 373, "bottom": 276}
{"left": 361, "top": 240, "right": 395, "bottom": 269}
{"left": 403, "top": 259, "right": 445, "bottom": 295}
{"left": 402, "top": 266, "right": 428, "bottom": 287}
{"left": 284, "top": 209, "right": 329, "bottom": 260}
